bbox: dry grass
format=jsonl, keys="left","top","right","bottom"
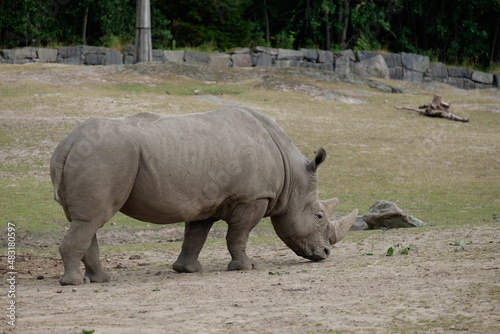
{"left": 1, "top": 63, "right": 499, "bottom": 238}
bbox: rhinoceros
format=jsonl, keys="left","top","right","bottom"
{"left": 50, "top": 106, "right": 357, "bottom": 285}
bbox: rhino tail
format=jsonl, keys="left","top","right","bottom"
{"left": 50, "top": 142, "right": 72, "bottom": 221}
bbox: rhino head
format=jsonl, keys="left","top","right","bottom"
{"left": 271, "top": 148, "right": 358, "bottom": 261}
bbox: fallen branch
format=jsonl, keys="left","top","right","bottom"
{"left": 395, "top": 95, "right": 469, "bottom": 122}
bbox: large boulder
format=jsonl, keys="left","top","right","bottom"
{"left": 425, "top": 62, "right": 448, "bottom": 79}
{"left": 353, "top": 55, "right": 390, "bottom": 79}
{"left": 184, "top": 51, "right": 210, "bottom": 64}
{"left": 470, "top": 70, "right": 494, "bottom": 85}
{"left": 401, "top": 52, "right": 429, "bottom": 73}
{"left": 231, "top": 53, "right": 252, "bottom": 67}
{"left": 37, "top": 48, "right": 57, "bottom": 63}
{"left": 494, "top": 74, "right": 500, "bottom": 88}
{"left": 58, "top": 46, "right": 84, "bottom": 65}
{"left": 362, "top": 200, "right": 430, "bottom": 229}
{"left": 300, "top": 49, "right": 318, "bottom": 62}
{"left": 334, "top": 56, "right": 353, "bottom": 74}
{"left": 448, "top": 67, "right": 469, "bottom": 78}
{"left": 252, "top": 51, "right": 273, "bottom": 67}
{"left": 123, "top": 45, "right": 136, "bottom": 64}
{"left": 83, "top": 46, "right": 106, "bottom": 65}
{"left": 403, "top": 68, "right": 424, "bottom": 83}
{"left": 106, "top": 50, "right": 123, "bottom": 65}
{"left": 334, "top": 49, "right": 356, "bottom": 62}
{"left": 210, "top": 52, "right": 231, "bottom": 67}
{"left": 317, "top": 50, "right": 334, "bottom": 64}
{"left": 163, "top": 50, "right": 184, "bottom": 63}
{"left": 276, "top": 48, "right": 304, "bottom": 61}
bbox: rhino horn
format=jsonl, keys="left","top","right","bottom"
{"left": 322, "top": 198, "right": 339, "bottom": 219}
{"left": 329, "top": 209, "right": 358, "bottom": 245}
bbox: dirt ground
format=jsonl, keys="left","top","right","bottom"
{"left": 1, "top": 63, "right": 499, "bottom": 333}
{"left": 5, "top": 224, "right": 499, "bottom": 334}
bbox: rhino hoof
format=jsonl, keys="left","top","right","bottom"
{"left": 228, "top": 260, "right": 254, "bottom": 271}
{"left": 85, "top": 272, "right": 111, "bottom": 283}
{"left": 59, "top": 273, "right": 90, "bottom": 286}
{"left": 172, "top": 260, "right": 202, "bottom": 273}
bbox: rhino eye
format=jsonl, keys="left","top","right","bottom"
{"left": 316, "top": 214, "right": 324, "bottom": 220}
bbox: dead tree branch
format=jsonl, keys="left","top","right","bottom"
{"left": 395, "top": 95, "right": 469, "bottom": 122}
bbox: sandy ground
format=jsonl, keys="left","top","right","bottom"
{"left": 3, "top": 224, "right": 499, "bottom": 334}
{"left": 1, "top": 63, "right": 499, "bottom": 333}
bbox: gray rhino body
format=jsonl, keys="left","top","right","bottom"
{"left": 51, "top": 107, "right": 357, "bottom": 285}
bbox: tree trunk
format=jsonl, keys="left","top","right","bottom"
{"left": 490, "top": 23, "right": 499, "bottom": 64}
{"left": 340, "top": 0, "right": 350, "bottom": 49}
{"left": 82, "top": 6, "right": 89, "bottom": 45}
{"left": 263, "top": 0, "right": 270, "bottom": 44}
{"left": 325, "top": 12, "right": 330, "bottom": 50}
{"left": 135, "top": 0, "right": 152, "bottom": 63}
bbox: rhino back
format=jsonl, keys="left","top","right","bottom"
{"left": 120, "top": 107, "right": 290, "bottom": 224}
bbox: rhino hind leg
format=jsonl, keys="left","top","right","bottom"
{"left": 226, "top": 200, "right": 268, "bottom": 271}
{"left": 173, "top": 218, "right": 217, "bottom": 273}
{"left": 59, "top": 220, "right": 101, "bottom": 285}
{"left": 82, "top": 234, "right": 111, "bottom": 283}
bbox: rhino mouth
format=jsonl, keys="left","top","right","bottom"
{"left": 298, "top": 247, "right": 330, "bottom": 262}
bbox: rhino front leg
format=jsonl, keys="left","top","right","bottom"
{"left": 173, "top": 219, "right": 216, "bottom": 273}
{"left": 59, "top": 220, "right": 100, "bottom": 285}
{"left": 82, "top": 234, "right": 110, "bottom": 283}
{"left": 226, "top": 200, "right": 268, "bottom": 271}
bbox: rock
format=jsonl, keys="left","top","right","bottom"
{"left": 403, "top": 68, "right": 423, "bottom": 83}
{"left": 16, "top": 47, "right": 38, "bottom": 60}
{"left": 494, "top": 74, "right": 500, "bottom": 88}
{"left": 37, "top": 48, "right": 58, "bottom": 62}
{"left": 350, "top": 216, "right": 369, "bottom": 231}
{"left": 152, "top": 49, "right": 164, "bottom": 62}
{"left": 106, "top": 50, "right": 123, "bottom": 65}
{"left": 276, "top": 48, "right": 304, "bottom": 61}
{"left": 314, "top": 63, "right": 333, "bottom": 71}
{"left": 389, "top": 66, "right": 403, "bottom": 80}
{"left": 425, "top": 62, "right": 448, "bottom": 78}
{"left": 58, "top": 46, "right": 83, "bottom": 65}
{"left": 274, "top": 59, "right": 302, "bottom": 68}
{"left": 83, "top": 47, "right": 107, "bottom": 65}
{"left": 300, "top": 49, "right": 318, "bottom": 62}
{"left": 401, "top": 52, "right": 429, "bottom": 72}
{"left": 210, "top": 52, "right": 231, "bottom": 67}
{"left": 252, "top": 52, "right": 273, "bottom": 67}
{"left": 470, "top": 70, "right": 494, "bottom": 84}
{"left": 446, "top": 77, "right": 478, "bottom": 90}
{"left": 184, "top": 51, "right": 210, "bottom": 64}
{"left": 380, "top": 53, "right": 402, "bottom": 68}
{"left": 123, "top": 45, "right": 136, "bottom": 64}
{"left": 363, "top": 200, "right": 430, "bottom": 230}
{"left": 448, "top": 67, "right": 469, "bottom": 78}
{"left": 356, "top": 50, "right": 379, "bottom": 62}
{"left": 317, "top": 50, "right": 334, "bottom": 64}
{"left": 163, "top": 50, "right": 184, "bottom": 63}
{"left": 252, "top": 46, "right": 278, "bottom": 57}
{"left": 231, "top": 53, "right": 252, "bottom": 67}
{"left": 353, "top": 55, "right": 390, "bottom": 79}
{"left": 334, "top": 56, "right": 352, "bottom": 74}
{"left": 334, "top": 49, "right": 355, "bottom": 62}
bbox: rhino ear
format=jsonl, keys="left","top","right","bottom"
{"left": 308, "top": 147, "right": 326, "bottom": 173}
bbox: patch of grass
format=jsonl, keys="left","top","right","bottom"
{"left": 1, "top": 63, "right": 498, "bottom": 252}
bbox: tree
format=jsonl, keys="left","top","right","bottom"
{"left": 135, "top": 0, "right": 152, "bottom": 62}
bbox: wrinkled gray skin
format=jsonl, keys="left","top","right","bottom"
{"left": 50, "top": 106, "right": 357, "bottom": 285}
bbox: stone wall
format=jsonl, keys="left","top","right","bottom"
{"left": 1, "top": 45, "right": 498, "bottom": 90}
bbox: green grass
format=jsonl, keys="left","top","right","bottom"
{"left": 0, "top": 63, "right": 499, "bottom": 248}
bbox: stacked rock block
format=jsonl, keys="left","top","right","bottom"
{"left": 0, "top": 46, "right": 122, "bottom": 65}
{"left": 1, "top": 45, "right": 498, "bottom": 89}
